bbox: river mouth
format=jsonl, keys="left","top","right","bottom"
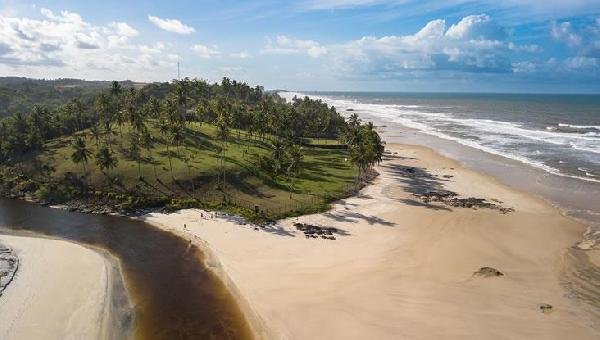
{"left": 0, "top": 198, "right": 253, "bottom": 340}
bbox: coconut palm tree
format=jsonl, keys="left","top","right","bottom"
{"left": 71, "top": 136, "right": 92, "bottom": 174}
{"left": 89, "top": 124, "right": 101, "bottom": 147}
{"left": 94, "top": 93, "right": 110, "bottom": 127}
{"left": 129, "top": 132, "right": 143, "bottom": 179}
{"left": 286, "top": 144, "right": 304, "bottom": 199}
{"left": 214, "top": 99, "right": 231, "bottom": 190}
{"left": 95, "top": 146, "right": 118, "bottom": 182}
{"left": 140, "top": 130, "right": 157, "bottom": 180}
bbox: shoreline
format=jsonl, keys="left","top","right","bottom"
{"left": 0, "top": 141, "right": 596, "bottom": 338}
{"left": 0, "top": 233, "right": 132, "bottom": 339}
{"left": 380, "top": 124, "right": 600, "bottom": 251}
{"left": 280, "top": 91, "right": 600, "bottom": 251}
{"left": 143, "top": 142, "right": 599, "bottom": 339}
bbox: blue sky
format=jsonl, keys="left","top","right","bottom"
{"left": 1, "top": 0, "right": 600, "bottom": 93}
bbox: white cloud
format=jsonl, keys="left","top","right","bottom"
{"left": 262, "top": 35, "right": 327, "bottom": 58}
{"left": 508, "top": 42, "right": 542, "bottom": 53}
{"left": 551, "top": 19, "right": 600, "bottom": 59}
{"left": 148, "top": 15, "right": 195, "bottom": 34}
{"left": 260, "top": 14, "right": 540, "bottom": 78}
{"left": 445, "top": 14, "right": 504, "bottom": 40}
{"left": 512, "top": 61, "right": 536, "bottom": 73}
{"left": 564, "top": 56, "right": 598, "bottom": 70}
{"left": 191, "top": 44, "right": 220, "bottom": 58}
{"left": 551, "top": 22, "right": 582, "bottom": 46}
{"left": 0, "top": 9, "right": 177, "bottom": 81}
{"left": 512, "top": 57, "right": 600, "bottom": 80}
{"left": 139, "top": 42, "right": 166, "bottom": 54}
{"left": 230, "top": 50, "right": 250, "bottom": 59}
{"left": 108, "top": 22, "right": 138, "bottom": 38}
{"left": 328, "top": 14, "right": 525, "bottom": 77}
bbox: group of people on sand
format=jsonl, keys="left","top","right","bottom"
{"left": 182, "top": 211, "right": 218, "bottom": 248}
{"left": 182, "top": 211, "right": 217, "bottom": 231}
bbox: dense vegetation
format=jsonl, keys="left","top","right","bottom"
{"left": 0, "top": 77, "right": 145, "bottom": 118}
{"left": 0, "top": 77, "right": 384, "bottom": 220}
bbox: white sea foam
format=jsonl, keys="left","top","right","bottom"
{"left": 281, "top": 91, "right": 600, "bottom": 183}
{"left": 558, "top": 123, "right": 600, "bottom": 130}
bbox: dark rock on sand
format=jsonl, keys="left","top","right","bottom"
{"left": 295, "top": 223, "right": 341, "bottom": 240}
{"left": 473, "top": 267, "right": 504, "bottom": 278}
{"left": 539, "top": 303, "right": 553, "bottom": 313}
{"left": 416, "top": 190, "right": 514, "bottom": 214}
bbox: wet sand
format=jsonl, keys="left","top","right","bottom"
{"left": 143, "top": 143, "right": 599, "bottom": 339}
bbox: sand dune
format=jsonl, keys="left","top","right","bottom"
{"left": 0, "top": 235, "right": 113, "bottom": 340}
{"left": 143, "top": 143, "right": 599, "bottom": 339}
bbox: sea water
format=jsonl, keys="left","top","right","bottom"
{"left": 281, "top": 91, "right": 600, "bottom": 245}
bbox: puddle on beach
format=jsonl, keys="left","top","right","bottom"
{"left": 0, "top": 198, "right": 253, "bottom": 340}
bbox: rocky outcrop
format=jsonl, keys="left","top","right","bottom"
{"left": 294, "top": 223, "right": 341, "bottom": 240}
{"left": 473, "top": 266, "right": 504, "bottom": 278}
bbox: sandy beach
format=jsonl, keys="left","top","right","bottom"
{"left": 0, "top": 235, "right": 114, "bottom": 340}
{"left": 143, "top": 143, "right": 599, "bottom": 339}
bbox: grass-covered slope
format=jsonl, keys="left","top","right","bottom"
{"left": 21, "top": 121, "right": 357, "bottom": 219}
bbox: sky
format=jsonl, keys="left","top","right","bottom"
{"left": 1, "top": 0, "right": 600, "bottom": 93}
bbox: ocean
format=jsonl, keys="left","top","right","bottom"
{"left": 280, "top": 91, "right": 600, "bottom": 245}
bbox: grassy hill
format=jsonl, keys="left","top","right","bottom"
{"left": 11, "top": 121, "right": 357, "bottom": 220}
{"left": 0, "top": 78, "right": 384, "bottom": 221}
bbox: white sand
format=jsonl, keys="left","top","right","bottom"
{"left": 142, "top": 143, "right": 599, "bottom": 339}
{"left": 0, "top": 235, "right": 112, "bottom": 340}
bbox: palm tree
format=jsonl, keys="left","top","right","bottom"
{"left": 95, "top": 146, "right": 118, "bottom": 182}
{"left": 348, "top": 123, "right": 385, "bottom": 182}
{"left": 94, "top": 93, "right": 110, "bottom": 128}
{"left": 103, "top": 122, "right": 115, "bottom": 148}
{"left": 160, "top": 99, "right": 179, "bottom": 178}
{"left": 141, "top": 130, "right": 157, "bottom": 180}
{"left": 214, "top": 99, "right": 230, "bottom": 191}
{"left": 129, "top": 132, "right": 143, "bottom": 179}
{"left": 170, "top": 124, "right": 185, "bottom": 156}
{"left": 270, "top": 139, "right": 287, "bottom": 177}
{"left": 110, "top": 81, "right": 124, "bottom": 140}
{"left": 71, "top": 136, "right": 92, "bottom": 174}
{"left": 90, "top": 124, "right": 101, "bottom": 147}
{"left": 286, "top": 144, "right": 304, "bottom": 199}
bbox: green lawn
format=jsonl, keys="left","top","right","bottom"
{"left": 37, "top": 121, "right": 357, "bottom": 218}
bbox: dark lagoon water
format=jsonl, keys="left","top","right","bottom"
{"left": 0, "top": 198, "right": 253, "bottom": 340}
{"left": 282, "top": 91, "right": 600, "bottom": 244}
